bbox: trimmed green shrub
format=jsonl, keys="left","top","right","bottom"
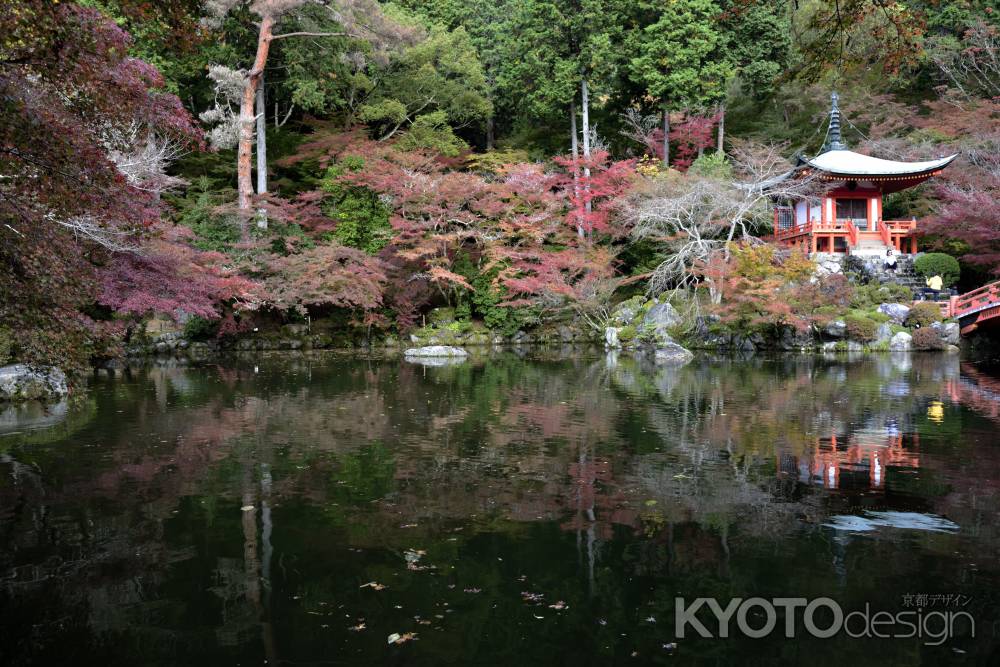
{"left": 914, "top": 253, "right": 960, "bottom": 287}
{"left": 618, "top": 325, "right": 637, "bottom": 342}
{"left": 844, "top": 315, "right": 878, "bottom": 342}
{"left": 912, "top": 327, "right": 946, "bottom": 350}
{"left": 906, "top": 301, "right": 942, "bottom": 328}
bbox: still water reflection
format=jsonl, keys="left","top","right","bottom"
{"left": 1, "top": 352, "right": 999, "bottom": 665}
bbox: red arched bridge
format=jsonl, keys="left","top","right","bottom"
{"left": 944, "top": 281, "right": 1000, "bottom": 335}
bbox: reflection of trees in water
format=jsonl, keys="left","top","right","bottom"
{"left": 2, "top": 352, "right": 1000, "bottom": 662}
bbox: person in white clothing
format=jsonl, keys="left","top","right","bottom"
{"left": 884, "top": 248, "right": 897, "bottom": 273}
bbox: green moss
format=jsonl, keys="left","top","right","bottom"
{"left": 0, "top": 326, "right": 12, "bottom": 364}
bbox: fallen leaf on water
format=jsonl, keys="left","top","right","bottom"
{"left": 387, "top": 633, "right": 400, "bottom": 645}
{"left": 464, "top": 588, "right": 482, "bottom": 594}
{"left": 388, "top": 632, "right": 417, "bottom": 645}
{"left": 521, "top": 591, "right": 544, "bottom": 603}
{"left": 348, "top": 623, "right": 366, "bottom": 632}
{"left": 548, "top": 601, "right": 568, "bottom": 610}
{"left": 360, "top": 582, "right": 387, "bottom": 591}
{"left": 533, "top": 614, "right": 545, "bottom": 620}
{"left": 240, "top": 505, "right": 255, "bottom": 512}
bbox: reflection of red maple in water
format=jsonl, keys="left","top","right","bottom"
{"left": 560, "top": 451, "right": 639, "bottom": 540}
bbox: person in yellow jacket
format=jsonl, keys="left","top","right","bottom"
{"left": 926, "top": 275, "right": 943, "bottom": 291}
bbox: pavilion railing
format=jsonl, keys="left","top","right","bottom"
{"left": 878, "top": 220, "right": 891, "bottom": 246}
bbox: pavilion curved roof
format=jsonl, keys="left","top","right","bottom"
{"left": 800, "top": 150, "right": 958, "bottom": 178}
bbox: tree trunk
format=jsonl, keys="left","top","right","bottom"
{"left": 717, "top": 103, "right": 725, "bottom": 153}
{"left": 581, "top": 78, "right": 592, "bottom": 222}
{"left": 255, "top": 74, "right": 268, "bottom": 230}
{"left": 570, "top": 101, "right": 583, "bottom": 238}
{"left": 486, "top": 115, "right": 495, "bottom": 151}
{"left": 238, "top": 14, "right": 275, "bottom": 222}
{"left": 662, "top": 103, "right": 670, "bottom": 168}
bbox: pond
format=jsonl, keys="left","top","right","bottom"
{"left": 1, "top": 351, "right": 999, "bottom": 665}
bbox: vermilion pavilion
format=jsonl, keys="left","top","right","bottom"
{"left": 771, "top": 93, "right": 957, "bottom": 256}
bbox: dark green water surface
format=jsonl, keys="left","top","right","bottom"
{"left": 2, "top": 351, "right": 999, "bottom": 665}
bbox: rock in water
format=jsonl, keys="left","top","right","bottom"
{"left": 0, "top": 364, "right": 69, "bottom": 402}
{"left": 876, "top": 323, "right": 893, "bottom": 343}
{"left": 605, "top": 327, "right": 621, "bottom": 349}
{"left": 878, "top": 303, "right": 911, "bottom": 325}
{"left": 654, "top": 343, "right": 694, "bottom": 365}
{"left": 889, "top": 332, "right": 913, "bottom": 351}
{"left": 933, "top": 321, "right": 960, "bottom": 346}
{"left": 403, "top": 346, "right": 469, "bottom": 358}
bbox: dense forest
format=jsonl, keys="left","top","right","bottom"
{"left": 2, "top": 0, "right": 998, "bottom": 373}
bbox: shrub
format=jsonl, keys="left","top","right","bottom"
{"left": 906, "top": 301, "right": 942, "bottom": 328}
{"left": 912, "top": 327, "right": 946, "bottom": 350}
{"left": 465, "top": 149, "right": 531, "bottom": 175}
{"left": 395, "top": 111, "right": 468, "bottom": 156}
{"left": 914, "top": 253, "right": 960, "bottom": 287}
{"left": 844, "top": 315, "right": 878, "bottom": 342}
{"left": 850, "top": 281, "right": 913, "bottom": 310}
{"left": 320, "top": 164, "right": 392, "bottom": 255}
{"left": 183, "top": 316, "right": 219, "bottom": 341}
{"left": 618, "top": 325, "right": 637, "bottom": 342}
{"left": 688, "top": 152, "right": 732, "bottom": 180}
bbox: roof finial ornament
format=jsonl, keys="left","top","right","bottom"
{"left": 825, "top": 91, "right": 847, "bottom": 152}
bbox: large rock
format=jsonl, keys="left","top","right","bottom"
{"left": 889, "top": 332, "right": 913, "bottom": 351}
{"left": 878, "top": 303, "right": 911, "bottom": 325}
{"left": 654, "top": 343, "right": 694, "bottom": 365}
{"left": 815, "top": 257, "right": 843, "bottom": 277}
{"left": 403, "top": 345, "right": 469, "bottom": 358}
{"left": 777, "top": 327, "right": 814, "bottom": 350}
{"left": 876, "top": 323, "right": 893, "bottom": 343}
{"left": 643, "top": 302, "right": 682, "bottom": 330}
{"left": 605, "top": 327, "right": 621, "bottom": 349}
{"left": 0, "top": 364, "right": 69, "bottom": 402}
{"left": 932, "top": 321, "right": 961, "bottom": 346}
{"left": 824, "top": 319, "right": 847, "bottom": 339}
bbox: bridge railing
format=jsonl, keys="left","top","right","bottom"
{"left": 948, "top": 280, "right": 1000, "bottom": 319}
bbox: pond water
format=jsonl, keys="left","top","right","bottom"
{"left": 1, "top": 351, "right": 999, "bottom": 665}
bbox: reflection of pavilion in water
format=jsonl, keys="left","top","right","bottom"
{"left": 788, "top": 428, "right": 921, "bottom": 491}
